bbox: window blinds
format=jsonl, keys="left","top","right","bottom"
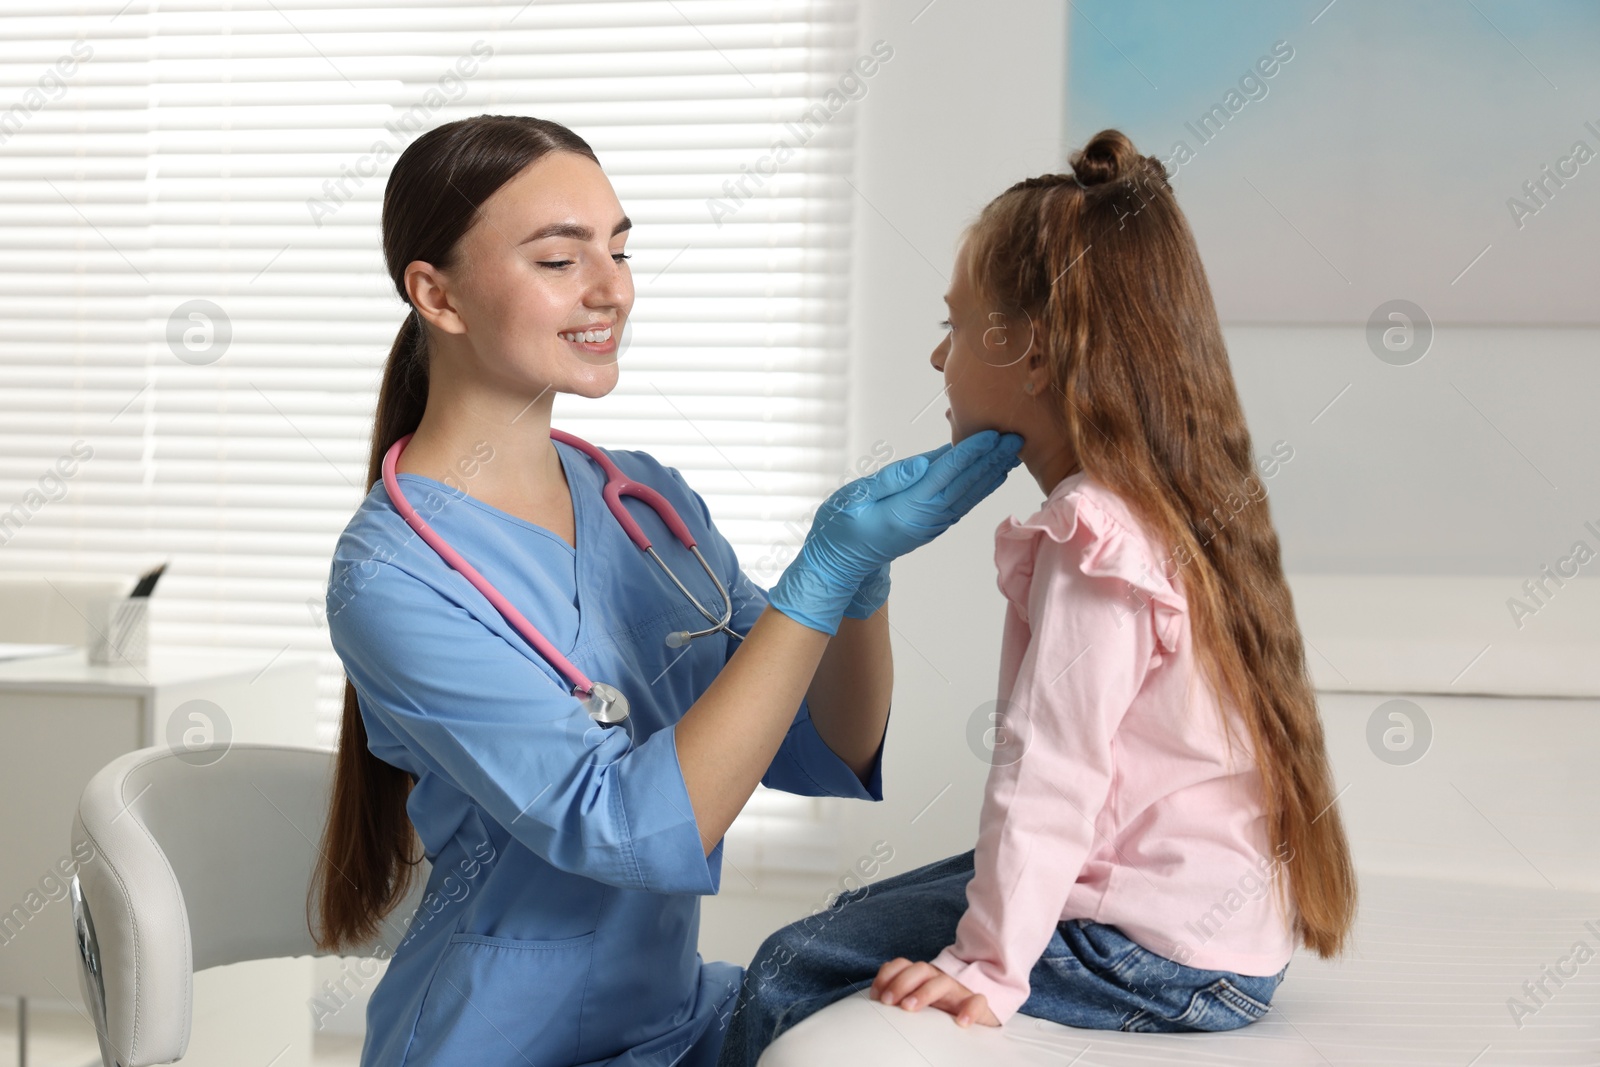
{"left": 0, "top": 0, "right": 861, "bottom": 880}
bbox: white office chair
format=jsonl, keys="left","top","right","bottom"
{"left": 68, "top": 743, "right": 428, "bottom": 1067}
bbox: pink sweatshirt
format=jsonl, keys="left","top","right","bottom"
{"left": 928, "top": 469, "right": 1297, "bottom": 1023}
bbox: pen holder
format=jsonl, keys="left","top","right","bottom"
{"left": 89, "top": 595, "right": 150, "bottom": 667}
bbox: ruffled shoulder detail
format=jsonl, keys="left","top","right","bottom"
{"left": 994, "top": 473, "right": 1186, "bottom": 654}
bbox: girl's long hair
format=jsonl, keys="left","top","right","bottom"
{"left": 309, "top": 115, "right": 600, "bottom": 952}
{"left": 963, "top": 129, "right": 1357, "bottom": 958}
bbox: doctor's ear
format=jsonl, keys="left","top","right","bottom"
{"left": 406, "top": 261, "right": 470, "bottom": 336}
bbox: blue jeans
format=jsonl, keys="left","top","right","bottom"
{"left": 711, "top": 849, "right": 1289, "bottom": 1067}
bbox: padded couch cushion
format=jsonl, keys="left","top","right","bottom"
{"left": 761, "top": 873, "right": 1599, "bottom": 1065}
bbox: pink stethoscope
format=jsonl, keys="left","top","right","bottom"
{"left": 381, "top": 429, "right": 742, "bottom": 728}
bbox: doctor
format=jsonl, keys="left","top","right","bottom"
{"left": 314, "top": 114, "right": 1022, "bottom": 1067}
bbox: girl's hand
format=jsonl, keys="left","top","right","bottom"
{"left": 869, "top": 957, "right": 1002, "bottom": 1028}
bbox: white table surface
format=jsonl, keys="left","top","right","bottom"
{"left": 0, "top": 644, "right": 320, "bottom": 693}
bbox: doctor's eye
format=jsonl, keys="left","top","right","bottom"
{"left": 938, "top": 319, "right": 953, "bottom": 331}
{"left": 536, "top": 253, "right": 631, "bottom": 270}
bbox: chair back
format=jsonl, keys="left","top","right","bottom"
{"left": 71, "top": 743, "right": 427, "bottom": 1065}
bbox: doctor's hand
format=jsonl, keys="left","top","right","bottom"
{"left": 767, "top": 429, "right": 1024, "bottom": 634}
{"left": 870, "top": 958, "right": 1001, "bottom": 1028}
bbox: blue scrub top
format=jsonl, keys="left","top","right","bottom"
{"left": 325, "top": 437, "right": 886, "bottom": 1067}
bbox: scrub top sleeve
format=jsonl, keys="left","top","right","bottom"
{"left": 762, "top": 693, "right": 886, "bottom": 801}
{"left": 660, "top": 465, "right": 884, "bottom": 802}
{"left": 326, "top": 556, "right": 720, "bottom": 896}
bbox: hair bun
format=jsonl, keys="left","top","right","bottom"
{"left": 1069, "top": 128, "right": 1167, "bottom": 188}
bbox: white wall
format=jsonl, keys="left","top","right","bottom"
{"left": 1219, "top": 324, "right": 1600, "bottom": 574}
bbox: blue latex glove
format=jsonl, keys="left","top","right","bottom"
{"left": 842, "top": 562, "right": 891, "bottom": 620}
{"left": 769, "top": 430, "right": 1025, "bottom": 635}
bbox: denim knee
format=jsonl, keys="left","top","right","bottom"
{"left": 744, "top": 912, "right": 835, "bottom": 992}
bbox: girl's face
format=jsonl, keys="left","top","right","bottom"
{"left": 930, "top": 238, "right": 1042, "bottom": 444}
{"left": 408, "top": 150, "right": 635, "bottom": 402}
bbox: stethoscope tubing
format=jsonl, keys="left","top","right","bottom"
{"left": 379, "top": 430, "right": 742, "bottom": 709}
{"left": 382, "top": 430, "right": 597, "bottom": 694}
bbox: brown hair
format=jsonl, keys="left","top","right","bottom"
{"left": 309, "top": 115, "right": 600, "bottom": 952}
{"left": 962, "top": 129, "right": 1357, "bottom": 958}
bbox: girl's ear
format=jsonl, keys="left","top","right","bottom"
{"left": 1023, "top": 350, "right": 1050, "bottom": 396}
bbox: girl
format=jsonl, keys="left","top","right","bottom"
{"left": 714, "top": 129, "right": 1358, "bottom": 1062}
{"left": 311, "top": 114, "right": 1023, "bottom": 1067}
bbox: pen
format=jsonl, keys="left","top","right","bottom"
{"left": 130, "top": 561, "right": 167, "bottom": 599}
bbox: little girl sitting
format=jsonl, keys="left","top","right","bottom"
{"left": 713, "top": 128, "right": 1358, "bottom": 1064}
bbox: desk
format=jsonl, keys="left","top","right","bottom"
{"left": 0, "top": 646, "right": 321, "bottom": 1067}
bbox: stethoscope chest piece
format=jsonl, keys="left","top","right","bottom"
{"left": 579, "top": 681, "right": 630, "bottom": 726}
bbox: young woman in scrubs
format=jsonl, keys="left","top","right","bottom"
{"left": 310, "top": 114, "right": 1024, "bottom": 1067}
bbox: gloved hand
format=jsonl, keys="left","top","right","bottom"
{"left": 842, "top": 561, "right": 891, "bottom": 620}
{"left": 769, "top": 430, "right": 1025, "bottom": 635}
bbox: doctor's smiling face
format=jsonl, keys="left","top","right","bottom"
{"left": 405, "top": 149, "right": 634, "bottom": 403}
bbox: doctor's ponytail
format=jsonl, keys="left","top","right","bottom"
{"left": 311, "top": 115, "right": 601, "bottom": 953}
